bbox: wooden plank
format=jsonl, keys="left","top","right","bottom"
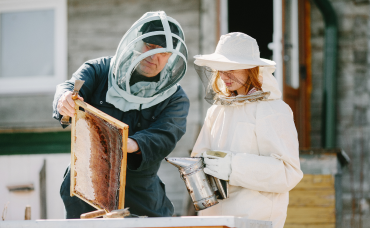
{"left": 70, "top": 104, "right": 79, "bottom": 196}
{"left": 293, "top": 174, "right": 334, "bottom": 190}
{"left": 286, "top": 206, "right": 335, "bottom": 224}
{"left": 75, "top": 100, "right": 128, "bottom": 129}
{"left": 39, "top": 160, "right": 47, "bottom": 219}
{"left": 73, "top": 191, "right": 102, "bottom": 211}
{"left": 289, "top": 189, "right": 335, "bottom": 206}
{"left": 284, "top": 224, "right": 335, "bottom": 228}
{"left": 118, "top": 126, "right": 128, "bottom": 209}
{"left": 147, "top": 227, "right": 230, "bottom": 228}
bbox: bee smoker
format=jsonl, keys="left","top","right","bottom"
{"left": 165, "top": 157, "right": 228, "bottom": 211}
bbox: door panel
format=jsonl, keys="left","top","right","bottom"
{"left": 282, "top": 0, "right": 311, "bottom": 148}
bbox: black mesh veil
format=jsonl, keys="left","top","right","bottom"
{"left": 194, "top": 64, "right": 270, "bottom": 106}
{"left": 194, "top": 65, "right": 217, "bottom": 105}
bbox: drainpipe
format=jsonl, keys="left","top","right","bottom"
{"left": 312, "top": 0, "right": 338, "bottom": 148}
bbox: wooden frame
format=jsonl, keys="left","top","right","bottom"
{"left": 70, "top": 100, "right": 128, "bottom": 211}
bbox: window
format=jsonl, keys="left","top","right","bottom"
{"left": 0, "top": 0, "right": 66, "bottom": 94}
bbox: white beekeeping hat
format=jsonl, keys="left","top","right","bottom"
{"left": 194, "top": 32, "right": 275, "bottom": 71}
{"left": 194, "top": 32, "right": 281, "bottom": 105}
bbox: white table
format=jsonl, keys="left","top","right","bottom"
{"left": 0, "top": 216, "right": 272, "bottom": 228}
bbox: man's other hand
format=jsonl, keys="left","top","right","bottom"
{"left": 57, "top": 91, "right": 84, "bottom": 117}
{"left": 127, "top": 138, "right": 140, "bottom": 153}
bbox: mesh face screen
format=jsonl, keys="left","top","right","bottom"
{"left": 194, "top": 65, "right": 260, "bottom": 105}
{"left": 112, "top": 14, "right": 187, "bottom": 99}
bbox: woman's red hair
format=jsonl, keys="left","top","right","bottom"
{"left": 212, "top": 67, "right": 262, "bottom": 96}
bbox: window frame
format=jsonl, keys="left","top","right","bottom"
{"left": 0, "top": 0, "right": 67, "bottom": 94}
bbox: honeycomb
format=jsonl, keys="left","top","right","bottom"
{"left": 74, "top": 109, "right": 123, "bottom": 212}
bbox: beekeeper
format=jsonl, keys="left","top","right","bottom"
{"left": 53, "top": 11, "right": 189, "bottom": 218}
{"left": 191, "top": 32, "right": 303, "bottom": 228}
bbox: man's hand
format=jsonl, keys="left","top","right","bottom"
{"left": 127, "top": 138, "right": 140, "bottom": 153}
{"left": 57, "top": 91, "right": 84, "bottom": 117}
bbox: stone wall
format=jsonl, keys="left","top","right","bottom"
{"left": 310, "top": 0, "right": 370, "bottom": 226}
{"left": 0, "top": 94, "right": 60, "bottom": 130}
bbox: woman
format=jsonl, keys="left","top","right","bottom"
{"left": 191, "top": 32, "right": 303, "bottom": 228}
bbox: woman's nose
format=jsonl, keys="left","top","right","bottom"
{"left": 220, "top": 73, "right": 229, "bottom": 81}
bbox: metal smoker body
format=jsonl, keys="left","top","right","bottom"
{"left": 165, "top": 157, "right": 228, "bottom": 211}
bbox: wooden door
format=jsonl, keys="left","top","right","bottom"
{"left": 282, "top": 0, "right": 311, "bottom": 148}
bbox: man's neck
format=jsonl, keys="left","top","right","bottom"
{"left": 129, "top": 70, "right": 160, "bottom": 86}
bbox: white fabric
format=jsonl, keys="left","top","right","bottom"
{"left": 260, "top": 66, "right": 282, "bottom": 100}
{"left": 191, "top": 90, "right": 303, "bottom": 227}
{"left": 202, "top": 150, "right": 232, "bottom": 181}
{"left": 194, "top": 32, "right": 275, "bottom": 71}
{"left": 106, "top": 78, "right": 178, "bottom": 111}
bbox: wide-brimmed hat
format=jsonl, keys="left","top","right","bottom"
{"left": 194, "top": 32, "right": 275, "bottom": 71}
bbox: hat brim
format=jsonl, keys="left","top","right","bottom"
{"left": 194, "top": 53, "right": 275, "bottom": 71}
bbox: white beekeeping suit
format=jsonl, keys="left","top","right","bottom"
{"left": 191, "top": 32, "right": 303, "bottom": 228}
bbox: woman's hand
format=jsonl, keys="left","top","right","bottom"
{"left": 202, "top": 150, "right": 232, "bottom": 180}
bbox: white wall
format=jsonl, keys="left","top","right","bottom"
{"left": 0, "top": 154, "right": 70, "bottom": 220}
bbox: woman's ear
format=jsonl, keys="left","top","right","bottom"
{"left": 259, "top": 74, "right": 263, "bottom": 84}
{"left": 258, "top": 67, "right": 264, "bottom": 84}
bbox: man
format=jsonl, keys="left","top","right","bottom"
{"left": 52, "top": 11, "right": 189, "bottom": 218}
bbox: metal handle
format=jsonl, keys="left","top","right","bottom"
{"left": 60, "top": 115, "right": 71, "bottom": 125}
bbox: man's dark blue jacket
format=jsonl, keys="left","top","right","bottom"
{"left": 52, "top": 56, "right": 190, "bottom": 218}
